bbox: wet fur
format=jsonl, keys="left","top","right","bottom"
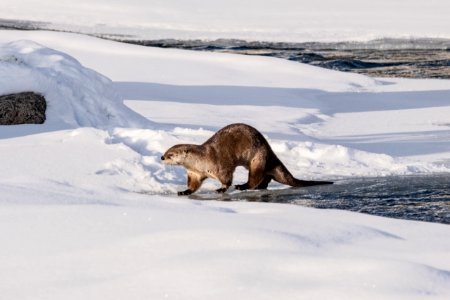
{"left": 161, "top": 123, "right": 333, "bottom": 195}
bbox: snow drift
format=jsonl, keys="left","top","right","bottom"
{"left": 0, "top": 40, "right": 150, "bottom": 132}
{"left": 0, "top": 33, "right": 448, "bottom": 196}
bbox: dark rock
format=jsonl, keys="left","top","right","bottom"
{"left": 0, "top": 92, "right": 46, "bottom": 125}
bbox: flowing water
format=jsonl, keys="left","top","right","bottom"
{"left": 190, "top": 175, "right": 450, "bottom": 224}
{"left": 125, "top": 38, "right": 450, "bottom": 79}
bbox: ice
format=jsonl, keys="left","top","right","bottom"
{"left": 1, "top": 0, "right": 450, "bottom": 42}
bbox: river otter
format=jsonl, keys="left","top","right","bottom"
{"left": 161, "top": 123, "right": 333, "bottom": 195}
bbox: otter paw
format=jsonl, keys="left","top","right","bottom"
{"left": 216, "top": 188, "right": 227, "bottom": 193}
{"left": 235, "top": 184, "right": 248, "bottom": 191}
{"left": 178, "top": 189, "right": 193, "bottom": 196}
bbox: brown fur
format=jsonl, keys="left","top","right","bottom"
{"left": 161, "top": 123, "right": 333, "bottom": 195}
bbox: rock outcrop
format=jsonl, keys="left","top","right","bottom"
{"left": 0, "top": 92, "right": 46, "bottom": 125}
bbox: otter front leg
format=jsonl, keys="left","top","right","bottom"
{"left": 178, "top": 171, "right": 205, "bottom": 196}
{"left": 216, "top": 184, "right": 230, "bottom": 193}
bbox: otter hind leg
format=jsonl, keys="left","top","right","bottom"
{"left": 178, "top": 171, "right": 205, "bottom": 196}
{"left": 216, "top": 170, "right": 234, "bottom": 193}
{"left": 234, "top": 183, "right": 248, "bottom": 191}
{"left": 255, "top": 175, "right": 272, "bottom": 190}
{"left": 235, "top": 158, "right": 266, "bottom": 191}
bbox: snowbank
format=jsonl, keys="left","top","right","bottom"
{"left": 0, "top": 40, "right": 150, "bottom": 133}
{"left": 0, "top": 31, "right": 449, "bottom": 194}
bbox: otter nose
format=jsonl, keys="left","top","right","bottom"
{"left": 161, "top": 156, "right": 165, "bottom": 161}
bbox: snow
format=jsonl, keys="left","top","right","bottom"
{"left": 0, "top": 40, "right": 150, "bottom": 136}
{"left": 2, "top": 201, "right": 450, "bottom": 300}
{"left": 1, "top": 0, "right": 450, "bottom": 42}
{"left": 0, "top": 30, "right": 450, "bottom": 299}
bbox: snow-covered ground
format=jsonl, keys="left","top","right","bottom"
{"left": 1, "top": 29, "right": 450, "bottom": 299}
{"left": 2, "top": 0, "right": 450, "bottom": 42}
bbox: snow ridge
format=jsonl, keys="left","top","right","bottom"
{"left": 0, "top": 40, "right": 151, "bottom": 131}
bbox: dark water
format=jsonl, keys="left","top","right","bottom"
{"left": 190, "top": 175, "right": 450, "bottom": 224}
{"left": 123, "top": 38, "right": 450, "bottom": 79}
{"left": 2, "top": 18, "right": 450, "bottom": 79}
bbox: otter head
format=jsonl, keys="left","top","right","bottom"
{"left": 161, "top": 144, "right": 193, "bottom": 166}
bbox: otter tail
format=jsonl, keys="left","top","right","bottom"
{"left": 292, "top": 179, "right": 334, "bottom": 187}
{"left": 271, "top": 164, "right": 333, "bottom": 187}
